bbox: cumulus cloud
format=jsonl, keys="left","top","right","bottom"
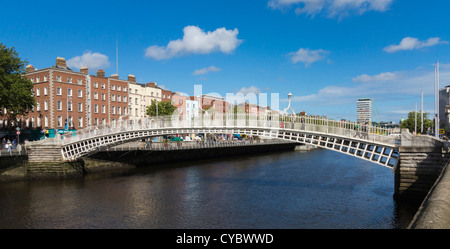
{"left": 193, "top": 65, "right": 222, "bottom": 75}
{"left": 383, "top": 37, "right": 448, "bottom": 53}
{"left": 352, "top": 72, "right": 399, "bottom": 82}
{"left": 67, "top": 51, "right": 110, "bottom": 70}
{"left": 145, "top": 26, "right": 242, "bottom": 60}
{"left": 289, "top": 48, "right": 329, "bottom": 66}
{"left": 268, "top": 0, "right": 393, "bottom": 18}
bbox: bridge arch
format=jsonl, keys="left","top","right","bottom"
{"left": 60, "top": 123, "right": 399, "bottom": 168}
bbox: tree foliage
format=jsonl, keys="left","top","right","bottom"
{"left": 146, "top": 99, "right": 177, "bottom": 116}
{"left": 400, "top": 111, "right": 434, "bottom": 133}
{"left": 0, "top": 43, "right": 35, "bottom": 121}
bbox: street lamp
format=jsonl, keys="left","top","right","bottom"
{"left": 283, "top": 92, "right": 295, "bottom": 115}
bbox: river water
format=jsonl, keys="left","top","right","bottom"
{"left": 0, "top": 149, "right": 420, "bottom": 229}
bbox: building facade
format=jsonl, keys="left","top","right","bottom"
{"left": 18, "top": 57, "right": 131, "bottom": 137}
{"left": 357, "top": 98, "right": 372, "bottom": 124}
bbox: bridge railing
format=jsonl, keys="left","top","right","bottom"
{"left": 59, "top": 113, "right": 400, "bottom": 146}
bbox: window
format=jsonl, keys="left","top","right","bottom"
{"left": 101, "top": 93, "right": 106, "bottom": 101}
{"left": 77, "top": 79, "right": 82, "bottom": 85}
{"left": 56, "top": 87, "right": 62, "bottom": 95}
{"left": 57, "top": 116, "right": 62, "bottom": 127}
{"left": 123, "top": 96, "right": 127, "bottom": 102}
{"left": 117, "top": 106, "right": 121, "bottom": 115}
{"left": 44, "top": 76, "right": 48, "bottom": 82}
{"left": 111, "top": 94, "right": 115, "bottom": 101}
{"left": 56, "top": 76, "right": 62, "bottom": 82}
{"left": 151, "top": 92, "right": 154, "bottom": 97}
{"left": 101, "top": 83, "right": 105, "bottom": 89}
{"left": 44, "top": 101, "right": 48, "bottom": 111}
{"left": 37, "top": 116, "right": 41, "bottom": 127}
{"left": 135, "top": 98, "right": 138, "bottom": 104}
{"left": 78, "top": 103, "right": 83, "bottom": 112}
{"left": 111, "top": 106, "right": 115, "bottom": 114}
{"left": 68, "top": 101, "right": 72, "bottom": 112}
{"left": 94, "top": 82, "right": 98, "bottom": 88}
{"left": 111, "top": 85, "right": 115, "bottom": 90}
{"left": 179, "top": 100, "right": 182, "bottom": 104}
{"left": 78, "top": 90, "right": 83, "bottom": 97}
{"left": 57, "top": 101, "right": 62, "bottom": 111}
{"left": 135, "top": 89, "right": 138, "bottom": 94}
{"left": 67, "top": 88, "right": 72, "bottom": 96}
{"left": 44, "top": 87, "right": 48, "bottom": 95}
{"left": 30, "top": 78, "right": 34, "bottom": 83}
{"left": 123, "top": 87, "right": 127, "bottom": 92}
{"left": 36, "top": 101, "right": 40, "bottom": 111}
{"left": 67, "top": 77, "right": 72, "bottom": 83}
{"left": 117, "top": 95, "right": 121, "bottom": 102}
{"left": 167, "top": 95, "right": 171, "bottom": 99}
{"left": 94, "top": 92, "right": 98, "bottom": 100}
{"left": 36, "top": 77, "right": 40, "bottom": 83}
{"left": 45, "top": 116, "right": 48, "bottom": 127}
{"left": 94, "top": 118, "right": 98, "bottom": 126}
{"left": 94, "top": 104, "right": 98, "bottom": 113}
{"left": 117, "top": 86, "right": 121, "bottom": 91}
{"left": 163, "top": 94, "right": 165, "bottom": 99}
{"left": 36, "top": 88, "right": 40, "bottom": 96}
{"left": 78, "top": 117, "right": 83, "bottom": 128}
{"left": 101, "top": 105, "right": 106, "bottom": 114}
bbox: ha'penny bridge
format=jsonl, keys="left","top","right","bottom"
{"left": 25, "top": 112, "right": 450, "bottom": 201}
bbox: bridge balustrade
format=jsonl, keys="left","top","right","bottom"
{"left": 60, "top": 113, "right": 399, "bottom": 147}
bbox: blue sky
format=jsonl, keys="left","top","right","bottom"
{"left": 2, "top": 0, "right": 450, "bottom": 122}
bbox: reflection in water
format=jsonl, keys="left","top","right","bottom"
{"left": 0, "top": 149, "right": 420, "bottom": 229}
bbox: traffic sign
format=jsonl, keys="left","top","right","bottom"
{"left": 439, "top": 129, "right": 445, "bottom": 135}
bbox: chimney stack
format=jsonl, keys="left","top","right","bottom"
{"left": 80, "top": 66, "right": 88, "bottom": 74}
{"left": 127, "top": 74, "right": 136, "bottom": 82}
{"left": 26, "top": 65, "right": 35, "bottom": 72}
{"left": 146, "top": 82, "right": 157, "bottom": 87}
{"left": 97, "top": 69, "right": 105, "bottom": 78}
{"left": 110, "top": 74, "right": 119, "bottom": 79}
{"left": 56, "top": 57, "right": 66, "bottom": 67}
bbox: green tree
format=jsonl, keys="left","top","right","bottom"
{"left": 0, "top": 43, "right": 35, "bottom": 122}
{"left": 146, "top": 99, "right": 177, "bottom": 116}
{"left": 400, "top": 111, "right": 434, "bottom": 133}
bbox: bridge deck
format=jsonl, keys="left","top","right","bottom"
{"left": 27, "top": 114, "right": 400, "bottom": 167}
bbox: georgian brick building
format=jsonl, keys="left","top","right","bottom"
{"left": 18, "top": 57, "right": 130, "bottom": 138}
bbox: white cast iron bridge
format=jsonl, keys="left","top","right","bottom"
{"left": 52, "top": 113, "right": 400, "bottom": 168}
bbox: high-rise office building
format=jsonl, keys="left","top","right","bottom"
{"left": 357, "top": 98, "right": 372, "bottom": 124}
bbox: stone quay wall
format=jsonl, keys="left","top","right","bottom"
{"left": 408, "top": 160, "right": 450, "bottom": 229}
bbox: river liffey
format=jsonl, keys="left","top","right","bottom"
{"left": 0, "top": 148, "right": 420, "bottom": 229}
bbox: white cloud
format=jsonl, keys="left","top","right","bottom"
{"left": 145, "top": 26, "right": 242, "bottom": 60}
{"left": 193, "top": 66, "right": 222, "bottom": 75}
{"left": 268, "top": 0, "right": 393, "bottom": 18}
{"left": 352, "top": 72, "right": 399, "bottom": 82}
{"left": 67, "top": 51, "right": 110, "bottom": 70}
{"left": 289, "top": 48, "right": 329, "bottom": 66}
{"left": 383, "top": 37, "right": 448, "bottom": 53}
{"left": 287, "top": 64, "right": 450, "bottom": 121}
